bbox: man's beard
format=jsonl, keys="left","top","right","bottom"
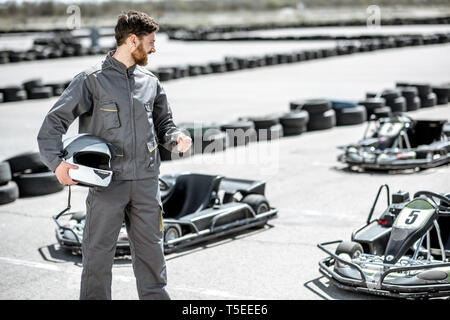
{"left": 132, "top": 42, "right": 148, "bottom": 66}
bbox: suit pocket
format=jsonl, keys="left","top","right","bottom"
{"left": 99, "top": 102, "right": 120, "bottom": 129}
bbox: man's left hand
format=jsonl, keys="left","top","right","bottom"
{"left": 176, "top": 135, "right": 192, "bottom": 153}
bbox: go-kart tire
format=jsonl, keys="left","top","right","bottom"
{"left": 282, "top": 125, "right": 307, "bottom": 136}
{"left": 410, "top": 83, "right": 432, "bottom": 97}
{"left": 302, "top": 99, "right": 332, "bottom": 114}
{"left": 399, "top": 86, "right": 418, "bottom": 99}
{"left": 307, "top": 109, "right": 336, "bottom": 131}
{"left": 359, "top": 98, "right": 386, "bottom": 115}
{"left": 420, "top": 92, "right": 437, "bottom": 108}
{"left": 157, "top": 68, "right": 174, "bottom": 82}
{"left": 406, "top": 96, "right": 421, "bottom": 111}
{"left": 5, "top": 152, "right": 48, "bottom": 174}
{"left": 220, "top": 121, "right": 257, "bottom": 147}
{"left": 0, "top": 161, "right": 12, "bottom": 185}
{"left": 164, "top": 224, "right": 182, "bottom": 243}
{"left": 278, "top": 111, "right": 309, "bottom": 128}
{"left": 0, "top": 86, "right": 27, "bottom": 102}
{"left": 23, "top": 78, "right": 43, "bottom": 92}
{"left": 388, "top": 96, "right": 407, "bottom": 113}
{"left": 242, "top": 194, "right": 270, "bottom": 215}
{"left": 257, "top": 123, "right": 283, "bottom": 141}
{"left": 0, "top": 181, "right": 19, "bottom": 205}
{"left": 335, "top": 106, "right": 367, "bottom": 126}
{"left": 13, "top": 172, "right": 64, "bottom": 197}
{"left": 209, "top": 62, "right": 227, "bottom": 73}
{"left": 289, "top": 100, "right": 305, "bottom": 111}
{"left": 432, "top": 86, "right": 450, "bottom": 105}
{"left": 45, "top": 83, "right": 66, "bottom": 96}
{"left": 335, "top": 241, "right": 364, "bottom": 258}
{"left": 28, "top": 86, "right": 53, "bottom": 99}
{"left": 372, "top": 106, "right": 392, "bottom": 119}
{"left": 249, "top": 115, "right": 280, "bottom": 130}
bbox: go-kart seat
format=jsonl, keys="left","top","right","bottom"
{"left": 162, "top": 174, "right": 223, "bottom": 219}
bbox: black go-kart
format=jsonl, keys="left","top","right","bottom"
{"left": 318, "top": 184, "right": 450, "bottom": 299}
{"left": 338, "top": 114, "right": 450, "bottom": 171}
{"left": 53, "top": 173, "right": 278, "bottom": 255}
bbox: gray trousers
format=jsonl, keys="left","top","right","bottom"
{"left": 80, "top": 177, "right": 170, "bottom": 300}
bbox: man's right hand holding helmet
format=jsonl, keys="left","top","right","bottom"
{"left": 55, "top": 162, "right": 79, "bottom": 185}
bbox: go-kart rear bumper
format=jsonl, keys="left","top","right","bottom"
{"left": 318, "top": 240, "right": 450, "bottom": 299}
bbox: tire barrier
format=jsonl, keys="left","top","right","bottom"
{"left": 0, "top": 78, "right": 67, "bottom": 102}
{"left": 0, "top": 152, "right": 64, "bottom": 203}
{"left": 0, "top": 35, "right": 114, "bottom": 65}
{"left": 166, "top": 15, "right": 450, "bottom": 41}
{"left": 2, "top": 32, "right": 450, "bottom": 104}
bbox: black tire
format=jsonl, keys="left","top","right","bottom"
{"left": 302, "top": 99, "right": 332, "bottom": 114}
{"left": 406, "top": 96, "right": 421, "bottom": 111}
{"left": 0, "top": 181, "right": 19, "bottom": 205}
{"left": 420, "top": 92, "right": 437, "bottom": 108}
{"left": 248, "top": 115, "right": 280, "bottom": 129}
{"left": 13, "top": 172, "right": 64, "bottom": 197}
{"left": 399, "top": 86, "right": 418, "bottom": 99}
{"left": 241, "top": 194, "right": 270, "bottom": 215}
{"left": 220, "top": 121, "right": 257, "bottom": 147}
{"left": 0, "top": 86, "right": 27, "bottom": 102}
{"left": 157, "top": 68, "right": 174, "bottom": 81}
{"left": 307, "top": 109, "right": 336, "bottom": 131}
{"left": 432, "top": 86, "right": 450, "bottom": 105}
{"left": 0, "top": 161, "right": 12, "bottom": 185}
{"left": 336, "top": 106, "right": 367, "bottom": 126}
{"left": 335, "top": 241, "right": 364, "bottom": 258}
{"left": 372, "top": 106, "right": 392, "bottom": 119}
{"left": 388, "top": 96, "right": 407, "bottom": 113}
{"left": 289, "top": 100, "right": 305, "bottom": 111}
{"left": 410, "top": 83, "right": 432, "bottom": 97}
{"left": 282, "top": 125, "right": 307, "bottom": 136}
{"left": 5, "top": 152, "right": 48, "bottom": 174}
{"left": 45, "top": 83, "right": 66, "bottom": 96}
{"left": 164, "top": 224, "right": 182, "bottom": 243}
{"left": 278, "top": 111, "right": 309, "bottom": 128}
{"left": 28, "top": 86, "right": 53, "bottom": 99}
{"left": 22, "top": 78, "right": 43, "bottom": 92}
{"left": 256, "top": 123, "right": 283, "bottom": 141}
{"left": 358, "top": 98, "right": 386, "bottom": 114}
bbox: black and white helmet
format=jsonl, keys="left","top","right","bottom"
{"left": 62, "top": 134, "right": 113, "bottom": 187}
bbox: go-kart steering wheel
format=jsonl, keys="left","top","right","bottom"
{"left": 413, "top": 190, "right": 450, "bottom": 210}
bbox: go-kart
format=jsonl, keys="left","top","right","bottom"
{"left": 338, "top": 114, "right": 450, "bottom": 171}
{"left": 318, "top": 185, "right": 450, "bottom": 299}
{"left": 53, "top": 173, "right": 278, "bottom": 255}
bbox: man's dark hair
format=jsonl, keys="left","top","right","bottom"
{"left": 115, "top": 10, "right": 159, "bottom": 46}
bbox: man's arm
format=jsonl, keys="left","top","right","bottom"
{"left": 37, "top": 72, "right": 93, "bottom": 172}
{"left": 152, "top": 80, "right": 189, "bottom": 151}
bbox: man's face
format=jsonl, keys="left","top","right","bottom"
{"left": 131, "top": 32, "right": 156, "bottom": 66}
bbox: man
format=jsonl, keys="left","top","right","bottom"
{"left": 37, "top": 11, "right": 191, "bottom": 300}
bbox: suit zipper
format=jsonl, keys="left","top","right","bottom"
{"left": 126, "top": 74, "right": 137, "bottom": 179}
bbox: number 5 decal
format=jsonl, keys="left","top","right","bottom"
{"left": 405, "top": 210, "right": 419, "bottom": 225}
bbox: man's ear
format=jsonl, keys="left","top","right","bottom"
{"left": 127, "top": 34, "right": 137, "bottom": 50}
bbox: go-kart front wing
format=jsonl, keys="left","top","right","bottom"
{"left": 318, "top": 240, "right": 450, "bottom": 299}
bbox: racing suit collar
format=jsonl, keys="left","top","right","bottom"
{"left": 106, "top": 50, "right": 137, "bottom": 77}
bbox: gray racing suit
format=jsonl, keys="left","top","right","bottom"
{"left": 37, "top": 51, "right": 183, "bottom": 300}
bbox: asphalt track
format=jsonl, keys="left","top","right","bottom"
{"left": 0, "top": 41, "right": 449, "bottom": 300}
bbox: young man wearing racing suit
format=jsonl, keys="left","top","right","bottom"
{"left": 37, "top": 11, "right": 191, "bottom": 300}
